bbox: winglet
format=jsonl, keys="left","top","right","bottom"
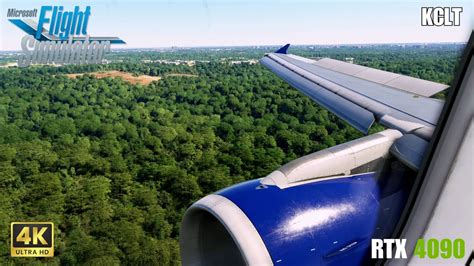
{"left": 275, "top": 44, "right": 290, "bottom": 54}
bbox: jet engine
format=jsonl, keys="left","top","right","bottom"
{"left": 180, "top": 129, "right": 417, "bottom": 265}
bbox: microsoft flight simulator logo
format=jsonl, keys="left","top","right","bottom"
{"left": 7, "top": 6, "right": 125, "bottom": 67}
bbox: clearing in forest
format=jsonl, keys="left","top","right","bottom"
{"left": 66, "top": 71, "right": 198, "bottom": 85}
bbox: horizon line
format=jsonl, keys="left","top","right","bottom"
{"left": 0, "top": 41, "right": 467, "bottom": 53}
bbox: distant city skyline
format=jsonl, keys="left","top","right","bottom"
{"left": 1, "top": 0, "right": 472, "bottom": 51}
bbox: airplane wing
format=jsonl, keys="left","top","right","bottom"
{"left": 180, "top": 42, "right": 469, "bottom": 266}
{"left": 260, "top": 44, "right": 448, "bottom": 141}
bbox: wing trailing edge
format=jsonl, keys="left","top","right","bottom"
{"left": 312, "top": 57, "right": 448, "bottom": 97}
{"left": 260, "top": 56, "right": 375, "bottom": 134}
{"left": 260, "top": 47, "right": 447, "bottom": 140}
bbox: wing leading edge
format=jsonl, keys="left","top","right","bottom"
{"left": 260, "top": 44, "right": 448, "bottom": 140}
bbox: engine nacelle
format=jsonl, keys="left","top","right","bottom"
{"left": 180, "top": 130, "right": 415, "bottom": 265}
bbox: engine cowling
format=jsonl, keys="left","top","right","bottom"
{"left": 180, "top": 130, "right": 415, "bottom": 265}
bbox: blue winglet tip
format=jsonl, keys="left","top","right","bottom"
{"left": 275, "top": 44, "right": 290, "bottom": 54}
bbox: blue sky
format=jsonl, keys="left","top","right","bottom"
{"left": 0, "top": 0, "right": 472, "bottom": 50}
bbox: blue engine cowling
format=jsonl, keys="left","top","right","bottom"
{"left": 180, "top": 163, "right": 414, "bottom": 266}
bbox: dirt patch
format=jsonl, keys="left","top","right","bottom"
{"left": 66, "top": 71, "right": 198, "bottom": 85}
{"left": 66, "top": 71, "right": 161, "bottom": 85}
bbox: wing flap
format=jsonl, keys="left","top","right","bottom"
{"left": 261, "top": 57, "right": 375, "bottom": 133}
{"left": 384, "top": 75, "right": 448, "bottom": 97}
{"left": 311, "top": 57, "right": 449, "bottom": 97}
{"left": 261, "top": 46, "right": 446, "bottom": 140}
{"left": 273, "top": 53, "right": 443, "bottom": 126}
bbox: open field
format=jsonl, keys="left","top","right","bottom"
{"left": 66, "top": 71, "right": 162, "bottom": 85}
{"left": 65, "top": 71, "right": 198, "bottom": 85}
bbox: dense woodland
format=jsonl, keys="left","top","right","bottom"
{"left": 0, "top": 45, "right": 462, "bottom": 265}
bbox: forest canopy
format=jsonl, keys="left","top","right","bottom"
{"left": 0, "top": 44, "right": 462, "bottom": 264}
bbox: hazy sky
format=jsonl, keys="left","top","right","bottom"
{"left": 0, "top": 0, "right": 472, "bottom": 50}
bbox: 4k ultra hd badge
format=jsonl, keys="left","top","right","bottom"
{"left": 11, "top": 222, "right": 54, "bottom": 257}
